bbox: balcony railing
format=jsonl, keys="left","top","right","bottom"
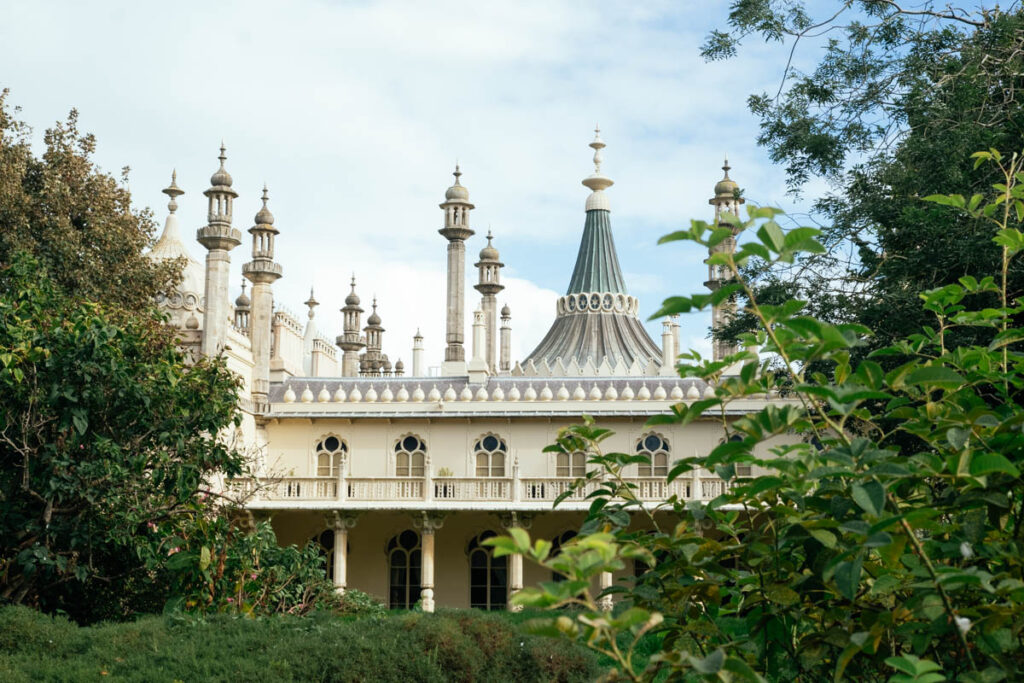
{"left": 241, "top": 470, "right": 731, "bottom": 506}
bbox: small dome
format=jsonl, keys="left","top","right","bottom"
{"left": 210, "top": 144, "right": 233, "bottom": 187}
{"left": 714, "top": 158, "right": 739, "bottom": 198}
{"left": 185, "top": 314, "right": 200, "bottom": 329}
{"left": 395, "top": 359, "right": 405, "bottom": 370}
{"left": 345, "top": 292, "right": 360, "bottom": 306}
{"left": 501, "top": 304, "right": 511, "bottom": 316}
{"left": 367, "top": 311, "right": 381, "bottom": 325}
{"left": 383, "top": 358, "right": 393, "bottom": 371}
{"left": 235, "top": 291, "right": 250, "bottom": 308}
{"left": 445, "top": 165, "right": 469, "bottom": 201}
{"left": 255, "top": 205, "right": 274, "bottom": 225}
{"left": 479, "top": 231, "right": 499, "bottom": 261}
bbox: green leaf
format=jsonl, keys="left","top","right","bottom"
{"left": 904, "top": 366, "right": 964, "bottom": 390}
{"left": 851, "top": 481, "right": 885, "bottom": 517}
{"left": 835, "top": 555, "right": 863, "bottom": 601}
{"left": 970, "top": 452, "right": 1020, "bottom": 478}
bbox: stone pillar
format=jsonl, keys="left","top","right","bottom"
{"left": 499, "top": 306, "right": 511, "bottom": 373}
{"left": 599, "top": 571, "right": 613, "bottom": 611}
{"left": 248, "top": 281, "right": 274, "bottom": 398}
{"left": 199, "top": 243, "right": 239, "bottom": 356}
{"left": 412, "top": 330, "right": 424, "bottom": 377}
{"left": 415, "top": 513, "right": 445, "bottom": 612}
{"left": 481, "top": 294, "right": 497, "bottom": 373}
{"left": 327, "top": 512, "right": 359, "bottom": 594}
{"left": 660, "top": 319, "right": 674, "bottom": 375}
{"left": 499, "top": 512, "right": 533, "bottom": 612}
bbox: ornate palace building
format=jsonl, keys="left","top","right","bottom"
{"left": 149, "top": 131, "right": 769, "bottom": 612}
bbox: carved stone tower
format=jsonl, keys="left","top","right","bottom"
{"left": 242, "top": 185, "right": 283, "bottom": 409}
{"left": 197, "top": 144, "right": 242, "bottom": 357}
{"left": 474, "top": 230, "right": 504, "bottom": 374}
{"left": 438, "top": 165, "right": 475, "bottom": 375}
{"left": 705, "top": 157, "right": 745, "bottom": 362}
{"left": 337, "top": 277, "right": 365, "bottom": 377}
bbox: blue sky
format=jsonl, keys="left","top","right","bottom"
{"left": 0, "top": 0, "right": 820, "bottom": 370}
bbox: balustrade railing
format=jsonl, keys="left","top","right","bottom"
{"left": 248, "top": 472, "right": 730, "bottom": 505}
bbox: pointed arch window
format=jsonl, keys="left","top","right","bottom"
{"left": 468, "top": 531, "right": 507, "bottom": 610}
{"left": 316, "top": 436, "right": 347, "bottom": 477}
{"left": 395, "top": 435, "right": 426, "bottom": 477}
{"left": 556, "top": 451, "right": 586, "bottom": 477}
{"left": 387, "top": 530, "right": 421, "bottom": 609}
{"left": 636, "top": 433, "right": 669, "bottom": 477}
{"left": 474, "top": 435, "right": 507, "bottom": 477}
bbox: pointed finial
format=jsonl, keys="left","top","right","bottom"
{"left": 486, "top": 229, "right": 493, "bottom": 244}
{"left": 722, "top": 155, "right": 731, "bottom": 179}
{"left": 261, "top": 183, "right": 269, "bottom": 205}
{"left": 162, "top": 169, "right": 184, "bottom": 213}
{"left": 415, "top": 327, "right": 422, "bottom": 338}
{"left": 241, "top": 279, "right": 247, "bottom": 294}
{"left": 589, "top": 126, "right": 607, "bottom": 175}
{"left": 453, "top": 163, "right": 462, "bottom": 185}
{"left": 219, "top": 141, "right": 227, "bottom": 165}
{"left": 304, "top": 287, "right": 319, "bottom": 318}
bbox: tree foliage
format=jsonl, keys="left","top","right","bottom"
{"left": 0, "top": 88, "right": 177, "bottom": 312}
{"left": 492, "top": 153, "right": 1024, "bottom": 681}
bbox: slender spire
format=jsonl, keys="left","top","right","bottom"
{"left": 581, "top": 126, "right": 614, "bottom": 210}
{"left": 304, "top": 287, "right": 318, "bottom": 319}
{"left": 163, "top": 169, "right": 183, "bottom": 213}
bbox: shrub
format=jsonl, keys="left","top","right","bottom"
{"left": 490, "top": 150, "right": 1024, "bottom": 681}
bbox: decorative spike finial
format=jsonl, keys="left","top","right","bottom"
{"left": 590, "top": 125, "right": 606, "bottom": 174}
{"left": 722, "top": 155, "right": 731, "bottom": 179}
{"left": 453, "top": 163, "right": 462, "bottom": 185}
{"left": 218, "top": 141, "right": 227, "bottom": 165}
{"left": 162, "top": 169, "right": 184, "bottom": 213}
{"left": 304, "top": 287, "right": 319, "bottom": 318}
{"left": 486, "top": 229, "right": 493, "bottom": 243}
{"left": 261, "top": 183, "right": 269, "bottom": 205}
{"left": 241, "top": 279, "right": 247, "bottom": 294}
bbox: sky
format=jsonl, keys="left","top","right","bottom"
{"left": 0, "top": 0, "right": 819, "bottom": 372}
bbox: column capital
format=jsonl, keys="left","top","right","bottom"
{"left": 325, "top": 511, "right": 360, "bottom": 530}
{"left": 496, "top": 511, "right": 534, "bottom": 530}
{"left": 413, "top": 511, "right": 446, "bottom": 533}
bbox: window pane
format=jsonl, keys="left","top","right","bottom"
{"left": 483, "top": 435, "right": 499, "bottom": 451}
{"left": 324, "top": 436, "right": 340, "bottom": 452}
{"left": 492, "top": 453, "right": 505, "bottom": 477}
{"left": 396, "top": 452, "right": 409, "bottom": 476}
{"left": 318, "top": 453, "right": 331, "bottom": 477}
{"left": 556, "top": 452, "right": 569, "bottom": 477}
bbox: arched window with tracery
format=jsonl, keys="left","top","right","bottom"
{"left": 395, "top": 435, "right": 426, "bottom": 477}
{"left": 550, "top": 530, "right": 578, "bottom": 583}
{"left": 556, "top": 451, "right": 586, "bottom": 477}
{"left": 474, "top": 435, "right": 507, "bottom": 477}
{"left": 387, "top": 530, "right": 421, "bottom": 609}
{"left": 468, "top": 531, "right": 507, "bottom": 610}
{"left": 316, "top": 435, "right": 347, "bottom": 477}
{"left": 636, "top": 433, "right": 669, "bottom": 477}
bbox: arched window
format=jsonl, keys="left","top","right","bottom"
{"left": 387, "top": 530, "right": 421, "bottom": 609}
{"left": 395, "top": 435, "right": 426, "bottom": 477}
{"left": 556, "top": 451, "right": 586, "bottom": 477}
{"left": 316, "top": 436, "right": 347, "bottom": 477}
{"left": 636, "top": 433, "right": 669, "bottom": 477}
{"left": 468, "top": 531, "right": 507, "bottom": 610}
{"left": 315, "top": 529, "right": 335, "bottom": 580}
{"left": 474, "top": 435, "right": 507, "bottom": 477}
{"left": 550, "top": 530, "right": 578, "bottom": 583}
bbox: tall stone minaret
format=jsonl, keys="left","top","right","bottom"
{"left": 198, "top": 144, "right": 242, "bottom": 357}
{"left": 438, "top": 165, "right": 475, "bottom": 375}
{"left": 705, "top": 157, "right": 745, "bottom": 361}
{"left": 474, "top": 230, "right": 504, "bottom": 374}
{"left": 337, "top": 277, "right": 365, "bottom": 377}
{"left": 242, "top": 185, "right": 283, "bottom": 409}
{"left": 412, "top": 329, "right": 424, "bottom": 377}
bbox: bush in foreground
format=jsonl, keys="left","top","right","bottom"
{"left": 0, "top": 605, "right": 600, "bottom": 682}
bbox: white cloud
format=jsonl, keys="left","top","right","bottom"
{"left": 0, "top": 0, "right": 813, "bottom": 368}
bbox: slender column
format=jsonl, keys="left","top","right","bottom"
{"left": 197, "top": 144, "right": 241, "bottom": 357}
{"left": 481, "top": 295, "right": 497, "bottom": 372}
{"left": 499, "top": 306, "right": 511, "bottom": 373}
{"left": 327, "top": 512, "right": 358, "bottom": 594}
{"left": 412, "top": 330, "right": 424, "bottom": 376}
{"left": 249, "top": 281, "right": 273, "bottom": 397}
{"left": 599, "top": 571, "right": 613, "bottom": 611}
{"left": 415, "top": 513, "right": 445, "bottom": 612}
{"left": 660, "top": 319, "right": 674, "bottom": 375}
{"left": 499, "top": 512, "right": 532, "bottom": 612}
{"left": 444, "top": 239, "right": 467, "bottom": 364}
{"left": 200, "top": 249, "right": 236, "bottom": 356}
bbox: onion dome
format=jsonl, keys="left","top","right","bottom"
{"left": 383, "top": 358, "right": 393, "bottom": 373}
{"left": 479, "top": 230, "right": 500, "bottom": 261}
{"left": 345, "top": 276, "right": 360, "bottom": 306}
{"left": 445, "top": 164, "right": 469, "bottom": 201}
{"left": 235, "top": 281, "right": 251, "bottom": 308}
{"left": 714, "top": 157, "right": 738, "bottom": 199}
{"left": 367, "top": 298, "right": 381, "bottom": 326}
{"left": 395, "top": 359, "right": 405, "bottom": 372}
{"left": 210, "top": 143, "right": 233, "bottom": 187}
{"left": 255, "top": 184, "right": 274, "bottom": 225}
{"left": 501, "top": 304, "right": 511, "bottom": 317}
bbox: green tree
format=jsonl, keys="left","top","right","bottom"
{"left": 492, "top": 151, "right": 1024, "bottom": 681}
{"left": 0, "top": 254, "right": 243, "bottom": 620}
{"left": 0, "top": 88, "right": 177, "bottom": 311}
{"left": 710, "top": 5, "right": 1024, "bottom": 358}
